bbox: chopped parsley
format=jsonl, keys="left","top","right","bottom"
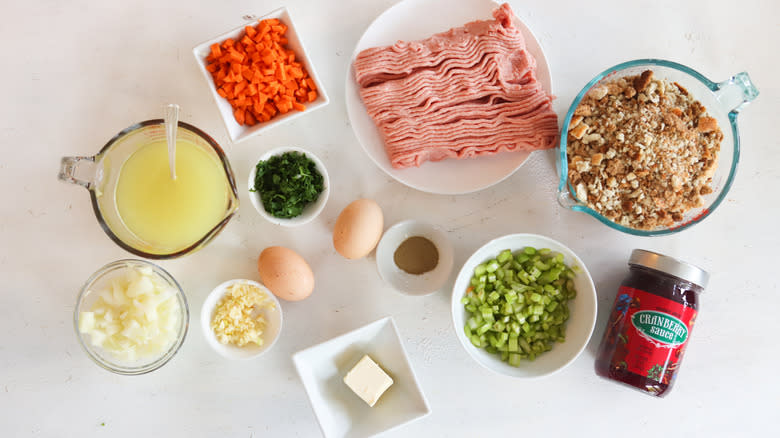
{"left": 252, "top": 151, "right": 324, "bottom": 219}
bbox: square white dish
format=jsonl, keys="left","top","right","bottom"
{"left": 292, "top": 317, "right": 430, "bottom": 438}
{"left": 192, "top": 7, "right": 329, "bottom": 144}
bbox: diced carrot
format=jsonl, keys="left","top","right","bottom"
{"left": 205, "top": 17, "right": 315, "bottom": 129}
{"left": 245, "top": 111, "right": 257, "bottom": 126}
{"left": 228, "top": 50, "right": 244, "bottom": 63}
{"left": 234, "top": 108, "right": 245, "bottom": 125}
{"left": 276, "top": 64, "right": 287, "bottom": 81}
{"left": 210, "top": 43, "right": 222, "bottom": 58}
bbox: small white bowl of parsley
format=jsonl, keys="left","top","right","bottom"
{"left": 248, "top": 146, "right": 329, "bottom": 226}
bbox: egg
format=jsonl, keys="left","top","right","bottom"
{"left": 257, "top": 246, "right": 314, "bottom": 301}
{"left": 333, "top": 199, "right": 384, "bottom": 259}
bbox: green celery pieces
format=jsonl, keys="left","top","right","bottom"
{"left": 461, "top": 247, "right": 578, "bottom": 367}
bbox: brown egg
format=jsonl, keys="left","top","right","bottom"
{"left": 333, "top": 199, "right": 384, "bottom": 259}
{"left": 257, "top": 246, "right": 314, "bottom": 301}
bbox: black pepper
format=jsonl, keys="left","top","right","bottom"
{"left": 393, "top": 236, "right": 438, "bottom": 275}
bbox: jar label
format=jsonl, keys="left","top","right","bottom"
{"left": 631, "top": 310, "right": 689, "bottom": 346}
{"left": 604, "top": 286, "right": 697, "bottom": 385}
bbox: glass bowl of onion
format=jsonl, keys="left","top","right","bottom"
{"left": 73, "top": 259, "right": 189, "bottom": 375}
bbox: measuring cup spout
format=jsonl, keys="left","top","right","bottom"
{"left": 59, "top": 156, "right": 96, "bottom": 189}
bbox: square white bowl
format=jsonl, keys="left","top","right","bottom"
{"left": 192, "top": 7, "right": 330, "bottom": 144}
{"left": 292, "top": 317, "right": 430, "bottom": 438}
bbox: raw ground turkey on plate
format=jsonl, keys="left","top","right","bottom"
{"left": 353, "top": 3, "right": 558, "bottom": 169}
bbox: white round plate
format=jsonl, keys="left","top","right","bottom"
{"left": 345, "top": 0, "right": 553, "bottom": 195}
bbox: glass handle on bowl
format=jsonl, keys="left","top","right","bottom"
{"left": 714, "top": 72, "right": 759, "bottom": 115}
{"left": 557, "top": 187, "right": 581, "bottom": 210}
{"left": 58, "top": 156, "right": 95, "bottom": 189}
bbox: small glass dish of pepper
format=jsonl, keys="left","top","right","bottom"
{"left": 248, "top": 146, "right": 330, "bottom": 226}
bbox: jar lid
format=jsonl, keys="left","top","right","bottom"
{"left": 629, "top": 249, "right": 709, "bottom": 289}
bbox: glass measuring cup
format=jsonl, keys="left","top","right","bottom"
{"left": 59, "top": 120, "right": 239, "bottom": 258}
{"left": 557, "top": 59, "right": 758, "bottom": 236}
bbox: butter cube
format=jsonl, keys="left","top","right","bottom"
{"left": 343, "top": 355, "right": 393, "bottom": 407}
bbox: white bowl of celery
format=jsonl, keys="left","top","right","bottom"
{"left": 451, "top": 234, "right": 597, "bottom": 378}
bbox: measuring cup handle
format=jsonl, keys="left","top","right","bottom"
{"left": 715, "top": 72, "right": 759, "bottom": 115}
{"left": 59, "top": 156, "right": 95, "bottom": 189}
{"left": 557, "top": 186, "right": 581, "bottom": 210}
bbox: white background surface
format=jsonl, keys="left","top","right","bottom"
{"left": 1, "top": 0, "right": 778, "bottom": 436}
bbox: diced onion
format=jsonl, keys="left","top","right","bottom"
{"left": 79, "top": 265, "right": 181, "bottom": 362}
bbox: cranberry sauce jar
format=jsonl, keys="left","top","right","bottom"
{"left": 595, "top": 249, "right": 708, "bottom": 397}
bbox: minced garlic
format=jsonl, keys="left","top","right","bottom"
{"left": 211, "top": 282, "right": 275, "bottom": 347}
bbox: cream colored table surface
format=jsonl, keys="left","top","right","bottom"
{"left": 1, "top": 0, "right": 778, "bottom": 436}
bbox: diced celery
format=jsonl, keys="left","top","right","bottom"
{"left": 519, "top": 338, "right": 531, "bottom": 353}
{"left": 460, "top": 246, "right": 578, "bottom": 367}
{"left": 502, "top": 303, "right": 513, "bottom": 315}
{"left": 534, "top": 260, "right": 551, "bottom": 271}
